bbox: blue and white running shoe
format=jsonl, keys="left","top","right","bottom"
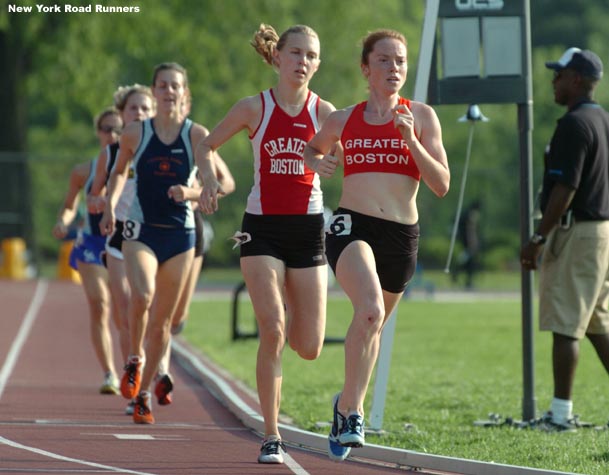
{"left": 338, "top": 413, "right": 365, "bottom": 448}
{"left": 328, "top": 393, "right": 351, "bottom": 462}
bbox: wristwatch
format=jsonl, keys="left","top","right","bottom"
{"left": 530, "top": 233, "right": 546, "bottom": 245}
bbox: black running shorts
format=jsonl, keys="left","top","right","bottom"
{"left": 236, "top": 212, "right": 326, "bottom": 268}
{"left": 325, "top": 207, "right": 419, "bottom": 293}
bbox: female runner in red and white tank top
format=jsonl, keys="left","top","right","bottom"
{"left": 196, "top": 24, "right": 335, "bottom": 464}
{"left": 304, "top": 29, "right": 450, "bottom": 461}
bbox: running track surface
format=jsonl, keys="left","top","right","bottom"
{"left": 0, "top": 279, "right": 461, "bottom": 475}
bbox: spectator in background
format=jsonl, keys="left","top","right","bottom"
{"left": 520, "top": 47, "right": 609, "bottom": 431}
{"left": 452, "top": 200, "right": 481, "bottom": 289}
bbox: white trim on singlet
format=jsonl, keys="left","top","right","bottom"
{"left": 127, "top": 118, "right": 196, "bottom": 228}
{"left": 127, "top": 119, "right": 154, "bottom": 224}
{"left": 82, "top": 159, "right": 96, "bottom": 235}
{"left": 106, "top": 143, "right": 136, "bottom": 222}
{"left": 305, "top": 92, "right": 322, "bottom": 214}
{"left": 246, "top": 90, "right": 274, "bottom": 214}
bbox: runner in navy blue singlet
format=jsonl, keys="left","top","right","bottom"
{"left": 100, "top": 63, "right": 216, "bottom": 425}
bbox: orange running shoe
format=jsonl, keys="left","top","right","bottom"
{"left": 120, "top": 358, "right": 142, "bottom": 399}
{"left": 133, "top": 393, "right": 155, "bottom": 424}
{"left": 154, "top": 373, "right": 174, "bottom": 406}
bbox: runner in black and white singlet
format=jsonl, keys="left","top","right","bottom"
{"left": 196, "top": 24, "right": 336, "bottom": 464}
{"left": 87, "top": 85, "right": 156, "bottom": 415}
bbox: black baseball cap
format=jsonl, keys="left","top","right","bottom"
{"left": 545, "top": 47, "right": 603, "bottom": 79}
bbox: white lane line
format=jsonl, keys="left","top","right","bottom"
{"left": 0, "top": 279, "right": 48, "bottom": 401}
{"left": 33, "top": 419, "right": 201, "bottom": 429}
{"left": 0, "top": 435, "right": 157, "bottom": 475}
{"left": 111, "top": 434, "right": 188, "bottom": 441}
{"left": 283, "top": 452, "right": 312, "bottom": 475}
{"left": 172, "top": 341, "right": 311, "bottom": 475}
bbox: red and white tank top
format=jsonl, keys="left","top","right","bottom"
{"left": 341, "top": 98, "right": 421, "bottom": 181}
{"left": 247, "top": 89, "right": 323, "bottom": 215}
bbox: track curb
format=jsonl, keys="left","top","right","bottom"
{"left": 172, "top": 337, "right": 574, "bottom": 475}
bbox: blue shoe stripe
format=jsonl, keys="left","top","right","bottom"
{"left": 328, "top": 437, "right": 351, "bottom": 461}
{"left": 328, "top": 393, "right": 351, "bottom": 461}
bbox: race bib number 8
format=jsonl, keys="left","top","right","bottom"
{"left": 123, "top": 220, "right": 141, "bottom": 240}
{"left": 325, "top": 214, "right": 352, "bottom": 236}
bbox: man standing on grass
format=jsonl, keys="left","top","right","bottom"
{"left": 520, "top": 47, "right": 609, "bottom": 431}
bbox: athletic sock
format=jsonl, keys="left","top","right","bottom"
{"left": 128, "top": 354, "right": 143, "bottom": 365}
{"left": 551, "top": 397, "right": 573, "bottom": 424}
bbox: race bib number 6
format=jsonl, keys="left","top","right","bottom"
{"left": 325, "top": 214, "right": 352, "bottom": 236}
{"left": 123, "top": 220, "right": 142, "bottom": 240}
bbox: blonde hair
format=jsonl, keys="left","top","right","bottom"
{"left": 251, "top": 23, "right": 319, "bottom": 66}
{"left": 361, "top": 29, "right": 407, "bottom": 65}
{"left": 113, "top": 84, "right": 155, "bottom": 112}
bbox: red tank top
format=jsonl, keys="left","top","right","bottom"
{"left": 341, "top": 98, "right": 421, "bottom": 180}
{"left": 246, "top": 89, "right": 323, "bottom": 215}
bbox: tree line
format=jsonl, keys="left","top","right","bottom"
{"left": 1, "top": 0, "right": 608, "bottom": 269}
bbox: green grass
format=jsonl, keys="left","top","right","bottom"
{"left": 183, "top": 293, "right": 609, "bottom": 475}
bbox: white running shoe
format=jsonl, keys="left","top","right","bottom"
{"left": 99, "top": 372, "right": 119, "bottom": 395}
{"left": 258, "top": 438, "right": 286, "bottom": 464}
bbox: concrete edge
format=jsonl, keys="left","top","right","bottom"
{"left": 171, "top": 338, "right": 575, "bottom": 475}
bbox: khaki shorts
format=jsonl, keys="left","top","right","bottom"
{"left": 539, "top": 220, "right": 609, "bottom": 339}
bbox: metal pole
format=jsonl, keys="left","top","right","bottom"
{"left": 413, "top": 0, "right": 440, "bottom": 103}
{"left": 445, "top": 123, "right": 475, "bottom": 273}
{"left": 368, "top": 307, "right": 398, "bottom": 432}
{"left": 518, "top": 104, "right": 536, "bottom": 422}
{"left": 445, "top": 105, "right": 488, "bottom": 273}
{"left": 519, "top": 0, "right": 536, "bottom": 422}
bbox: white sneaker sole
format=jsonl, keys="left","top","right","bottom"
{"left": 257, "top": 454, "right": 284, "bottom": 464}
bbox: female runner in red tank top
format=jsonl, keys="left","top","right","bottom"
{"left": 197, "top": 24, "right": 335, "bottom": 464}
{"left": 304, "top": 29, "right": 450, "bottom": 461}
